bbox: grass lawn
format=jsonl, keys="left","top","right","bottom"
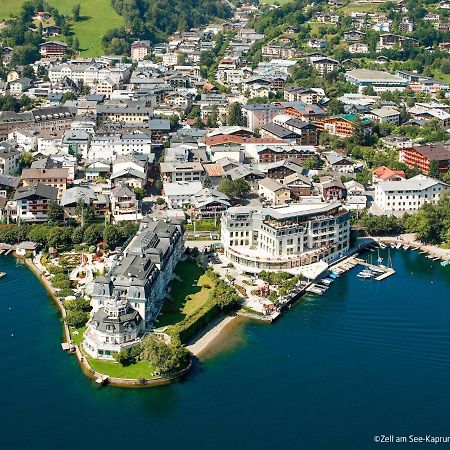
{"left": 87, "top": 358, "right": 154, "bottom": 379}
{"left": 0, "top": 0, "right": 22, "bottom": 19}
{"left": 261, "top": 0, "right": 293, "bottom": 4}
{"left": 70, "top": 326, "right": 155, "bottom": 378}
{"left": 431, "top": 68, "right": 450, "bottom": 84}
{"left": 157, "top": 261, "right": 216, "bottom": 327}
{"left": 340, "top": 2, "right": 381, "bottom": 14}
{"left": 1, "top": 0, "right": 123, "bottom": 56}
{"left": 47, "top": 0, "right": 123, "bottom": 56}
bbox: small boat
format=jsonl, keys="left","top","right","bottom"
{"left": 441, "top": 260, "right": 450, "bottom": 267}
{"left": 390, "top": 243, "right": 396, "bottom": 248}
{"left": 357, "top": 269, "right": 374, "bottom": 279}
{"left": 396, "top": 243, "right": 402, "bottom": 249}
{"left": 377, "top": 257, "right": 384, "bottom": 264}
{"left": 403, "top": 245, "right": 410, "bottom": 250}
{"left": 0, "top": 272, "right": 6, "bottom": 279}
{"left": 328, "top": 272, "right": 340, "bottom": 279}
{"left": 379, "top": 243, "right": 387, "bottom": 249}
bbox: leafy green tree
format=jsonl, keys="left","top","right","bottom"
{"left": 139, "top": 335, "right": 190, "bottom": 375}
{"left": 103, "top": 224, "right": 124, "bottom": 249}
{"left": 66, "top": 309, "right": 89, "bottom": 327}
{"left": 429, "top": 160, "right": 441, "bottom": 180}
{"left": 83, "top": 224, "right": 104, "bottom": 246}
{"left": 47, "top": 201, "right": 64, "bottom": 224}
{"left": 72, "top": 3, "right": 81, "bottom": 21}
{"left": 227, "top": 102, "right": 245, "bottom": 126}
{"left": 203, "top": 176, "right": 212, "bottom": 188}
{"left": 133, "top": 187, "right": 146, "bottom": 200}
{"left": 327, "top": 99, "right": 345, "bottom": 115}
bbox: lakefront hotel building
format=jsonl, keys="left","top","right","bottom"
{"left": 83, "top": 217, "right": 184, "bottom": 360}
{"left": 221, "top": 202, "right": 350, "bottom": 273}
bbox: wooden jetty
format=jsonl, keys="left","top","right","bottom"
{"left": 354, "top": 258, "right": 396, "bottom": 280}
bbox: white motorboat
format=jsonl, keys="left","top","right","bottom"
{"left": 357, "top": 269, "right": 374, "bottom": 279}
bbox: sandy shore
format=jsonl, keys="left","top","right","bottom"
{"left": 186, "top": 314, "right": 238, "bottom": 357}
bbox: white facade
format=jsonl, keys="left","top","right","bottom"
{"left": 221, "top": 202, "right": 350, "bottom": 273}
{"left": 374, "top": 175, "right": 449, "bottom": 215}
{"left": 88, "top": 135, "right": 152, "bottom": 161}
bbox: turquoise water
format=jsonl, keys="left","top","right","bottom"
{"left": 1, "top": 250, "right": 450, "bottom": 450}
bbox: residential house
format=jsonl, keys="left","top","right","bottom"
{"left": 0, "top": 145, "right": 20, "bottom": 175}
{"left": 110, "top": 184, "right": 141, "bottom": 222}
{"left": 372, "top": 166, "right": 406, "bottom": 183}
{"left": 189, "top": 188, "right": 231, "bottom": 218}
{"left": 163, "top": 181, "right": 203, "bottom": 209}
{"left": 13, "top": 183, "right": 59, "bottom": 222}
{"left": 325, "top": 151, "right": 355, "bottom": 173}
{"left": 21, "top": 167, "right": 68, "bottom": 199}
{"left": 282, "top": 173, "right": 313, "bottom": 198}
{"left": 159, "top": 161, "right": 204, "bottom": 183}
{"left": 367, "top": 107, "right": 401, "bottom": 125}
{"left": 258, "top": 177, "right": 291, "bottom": 205}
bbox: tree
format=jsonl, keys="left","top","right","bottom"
{"left": 66, "top": 309, "right": 89, "bottom": 327}
{"left": 176, "top": 52, "right": 186, "bottom": 65}
{"left": 203, "top": 176, "right": 212, "bottom": 189}
{"left": 48, "top": 201, "right": 64, "bottom": 224}
{"left": 75, "top": 199, "right": 92, "bottom": 226}
{"left": 103, "top": 224, "right": 124, "bottom": 249}
{"left": 83, "top": 224, "right": 103, "bottom": 246}
{"left": 429, "top": 160, "right": 441, "bottom": 180}
{"left": 72, "top": 37, "right": 80, "bottom": 52}
{"left": 139, "top": 335, "right": 190, "bottom": 375}
{"left": 303, "top": 157, "right": 321, "bottom": 170}
{"left": 233, "top": 178, "right": 250, "bottom": 198}
{"left": 227, "top": 102, "right": 245, "bottom": 126}
{"left": 326, "top": 99, "right": 345, "bottom": 115}
{"left": 134, "top": 187, "right": 146, "bottom": 200}
{"left": 362, "top": 85, "right": 377, "bottom": 96}
{"left": 72, "top": 4, "right": 81, "bottom": 21}
{"left": 217, "top": 178, "right": 235, "bottom": 197}
{"left": 19, "top": 151, "right": 34, "bottom": 169}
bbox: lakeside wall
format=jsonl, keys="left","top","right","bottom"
{"left": 21, "top": 255, "right": 192, "bottom": 388}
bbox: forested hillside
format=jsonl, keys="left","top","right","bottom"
{"left": 102, "top": 0, "right": 233, "bottom": 54}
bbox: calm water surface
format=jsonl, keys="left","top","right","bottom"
{"left": 1, "top": 249, "right": 450, "bottom": 450}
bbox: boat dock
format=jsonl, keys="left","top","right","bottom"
{"left": 328, "top": 253, "right": 396, "bottom": 282}
{"left": 353, "top": 258, "right": 396, "bottom": 280}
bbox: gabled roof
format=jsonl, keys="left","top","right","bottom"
{"left": 14, "top": 183, "right": 58, "bottom": 201}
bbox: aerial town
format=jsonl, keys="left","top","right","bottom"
{"left": 1, "top": 0, "right": 450, "bottom": 385}
{"left": 4, "top": 0, "right": 450, "bottom": 448}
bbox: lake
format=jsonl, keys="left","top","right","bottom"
{"left": 1, "top": 248, "right": 450, "bottom": 450}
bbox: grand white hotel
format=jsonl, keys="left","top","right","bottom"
{"left": 221, "top": 201, "right": 350, "bottom": 273}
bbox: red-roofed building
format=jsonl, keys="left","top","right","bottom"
{"left": 400, "top": 145, "right": 450, "bottom": 174}
{"left": 372, "top": 166, "right": 406, "bottom": 183}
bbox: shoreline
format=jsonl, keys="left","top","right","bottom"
{"left": 374, "top": 234, "right": 450, "bottom": 261}
{"left": 186, "top": 314, "right": 239, "bottom": 357}
{"left": 15, "top": 253, "right": 192, "bottom": 388}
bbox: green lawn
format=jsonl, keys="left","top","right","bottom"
{"left": 260, "top": 0, "right": 293, "bottom": 4}
{"left": 87, "top": 358, "right": 154, "bottom": 379}
{"left": 70, "top": 326, "right": 155, "bottom": 378}
{"left": 0, "top": 0, "right": 23, "bottom": 19}
{"left": 3, "top": 0, "right": 124, "bottom": 56}
{"left": 340, "top": 2, "right": 381, "bottom": 14}
{"left": 157, "top": 261, "right": 216, "bottom": 327}
{"left": 48, "top": 0, "right": 124, "bottom": 56}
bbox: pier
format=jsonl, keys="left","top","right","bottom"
{"left": 329, "top": 254, "right": 396, "bottom": 281}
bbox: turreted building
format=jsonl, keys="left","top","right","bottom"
{"left": 83, "top": 217, "right": 184, "bottom": 359}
